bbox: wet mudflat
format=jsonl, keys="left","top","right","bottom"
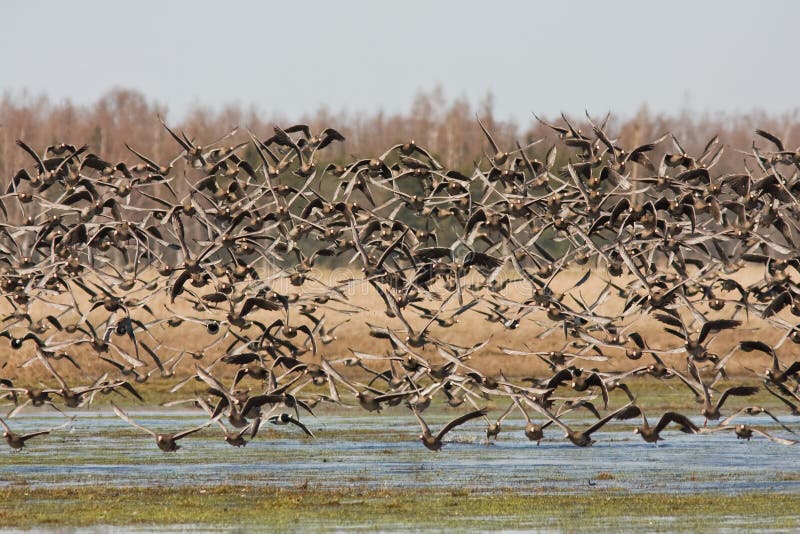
{"left": 0, "top": 410, "right": 798, "bottom": 531}
{"left": 2, "top": 411, "right": 799, "bottom": 493}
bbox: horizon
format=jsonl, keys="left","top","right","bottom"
{"left": 3, "top": 1, "right": 799, "bottom": 123}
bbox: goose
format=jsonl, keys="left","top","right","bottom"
{"left": 615, "top": 404, "right": 698, "bottom": 445}
{"left": 410, "top": 406, "right": 487, "bottom": 451}
{"left": 0, "top": 416, "right": 52, "bottom": 450}
{"left": 702, "top": 424, "right": 798, "bottom": 445}
{"left": 112, "top": 404, "right": 212, "bottom": 452}
{"left": 530, "top": 400, "right": 634, "bottom": 447}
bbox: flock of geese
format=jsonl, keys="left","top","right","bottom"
{"left": 1, "top": 113, "right": 800, "bottom": 453}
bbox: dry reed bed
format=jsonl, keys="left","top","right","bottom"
{"left": 1, "top": 265, "right": 788, "bottom": 391}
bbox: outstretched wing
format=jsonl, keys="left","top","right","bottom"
{"left": 270, "top": 414, "right": 314, "bottom": 438}
{"left": 173, "top": 419, "right": 213, "bottom": 441}
{"left": 585, "top": 402, "right": 634, "bottom": 437}
{"left": 750, "top": 427, "right": 797, "bottom": 445}
{"left": 112, "top": 403, "right": 157, "bottom": 438}
{"left": 20, "top": 430, "right": 51, "bottom": 442}
{"left": 436, "top": 408, "right": 488, "bottom": 441}
{"left": 715, "top": 386, "right": 759, "bottom": 411}
{"left": 655, "top": 412, "right": 698, "bottom": 434}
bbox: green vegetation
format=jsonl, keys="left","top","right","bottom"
{"left": 1, "top": 485, "right": 797, "bottom": 530}
{"left": 100, "top": 373, "right": 778, "bottom": 413}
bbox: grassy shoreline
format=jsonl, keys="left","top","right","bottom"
{"left": 73, "top": 373, "right": 787, "bottom": 413}
{"left": 1, "top": 485, "right": 798, "bottom": 530}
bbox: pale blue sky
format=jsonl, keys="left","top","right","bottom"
{"left": 1, "top": 1, "right": 798, "bottom": 121}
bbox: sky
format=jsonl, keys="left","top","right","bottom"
{"left": 1, "top": 1, "right": 798, "bottom": 122}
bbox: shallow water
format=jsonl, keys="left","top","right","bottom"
{"left": 2, "top": 410, "right": 798, "bottom": 496}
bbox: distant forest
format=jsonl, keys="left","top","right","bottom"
{"left": 2, "top": 87, "right": 798, "bottom": 180}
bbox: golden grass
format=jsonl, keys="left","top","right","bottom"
{"left": 1, "top": 265, "right": 792, "bottom": 390}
